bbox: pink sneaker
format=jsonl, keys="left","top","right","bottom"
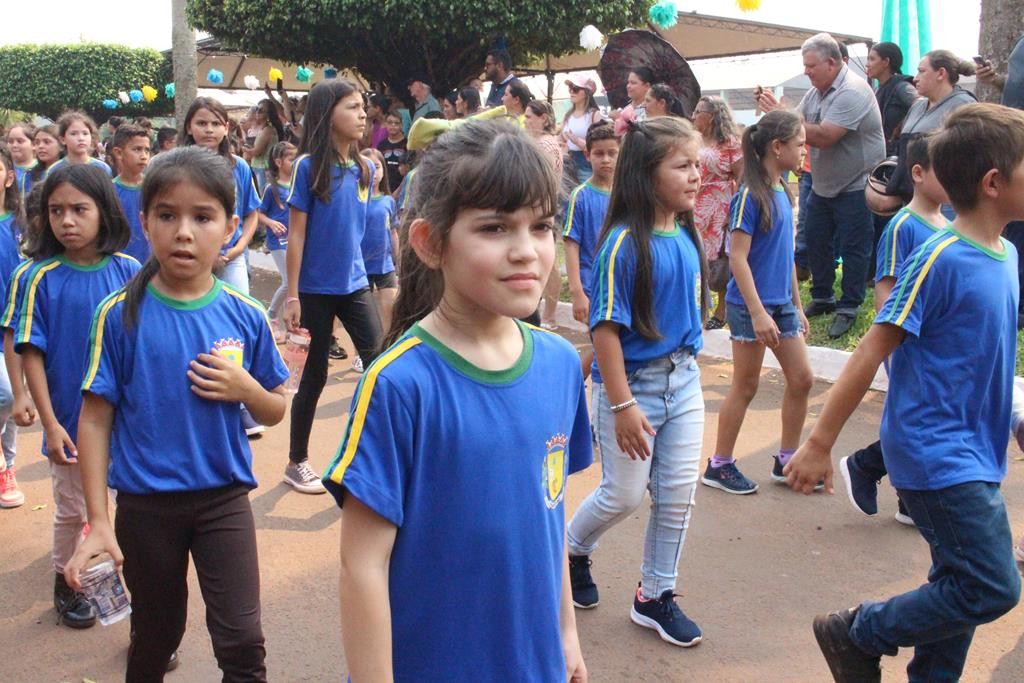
{"left": 0, "top": 467, "right": 25, "bottom": 508}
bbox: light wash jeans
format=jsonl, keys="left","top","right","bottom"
{"left": 568, "top": 349, "right": 704, "bottom": 599}
{"left": 219, "top": 250, "right": 250, "bottom": 295}
{"left": 268, "top": 248, "right": 288, "bottom": 321}
{"left": 0, "top": 353, "right": 16, "bottom": 469}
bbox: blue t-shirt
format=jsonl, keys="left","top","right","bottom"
{"left": 46, "top": 157, "right": 112, "bottom": 178}
{"left": 876, "top": 229, "right": 1018, "bottom": 490}
{"left": 875, "top": 207, "right": 945, "bottom": 282}
{"left": 323, "top": 321, "right": 592, "bottom": 682}
{"left": 227, "top": 155, "right": 260, "bottom": 250}
{"left": 113, "top": 177, "right": 149, "bottom": 263}
{"left": 725, "top": 186, "right": 794, "bottom": 307}
{"left": 589, "top": 224, "right": 704, "bottom": 383}
{"left": 82, "top": 280, "right": 289, "bottom": 494}
{"left": 361, "top": 194, "right": 397, "bottom": 276}
{"left": 562, "top": 181, "right": 611, "bottom": 297}
{"left": 258, "top": 182, "right": 291, "bottom": 251}
{"left": 15, "top": 162, "right": 38, "bottom": 197}
{"left": 396, "top": 167, "right": 417, "bottom": 214}
{"left": 287, "top": 154, "right": 371, "bottom": 295}
{"left": 0, "top": 213, "right": 22, "bottom": 297}
{"left": 15, "top": 253, "right": 140, "bottom": 455}
{"left": 1, "top": 259, "right": 34, "bottom": 332}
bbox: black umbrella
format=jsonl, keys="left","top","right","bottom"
{"left": 598, "top": 29, "right": 701, "bottom": 116}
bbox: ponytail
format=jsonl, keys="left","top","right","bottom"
{"left": 924, "top": 49, "right": 976, "bottom": 85}
{"left": 740, "top": 110, "right": 803, "bottom": 232}
{"left": 121, "top": 257, "right": 160, "bottom": 329}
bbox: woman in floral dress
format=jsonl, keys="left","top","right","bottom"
{"left": 693, "top": 95, "right": 742, "bottom": 328}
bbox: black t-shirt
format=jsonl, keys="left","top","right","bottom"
{"left": 377, "top": 137, "right": 407, "bottom": 194}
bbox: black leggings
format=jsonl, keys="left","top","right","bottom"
{"left": 116, "top": 485, "right": 265, "bottom": 683}
{"left": 289, "top": 289, "right": 383, "bottom": 463}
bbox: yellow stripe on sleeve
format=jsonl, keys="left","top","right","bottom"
{"left": 285, "top": 155, "right": 310, "bottom": 204}
{"left": 1, "top": 261, "right": 33, "bottom": 327}
{"left": 223, "top": 286, "right": 287, "bottom": 364}
{"left": 82, "top": 292, "right": 126, "bottom": 389}
{"left": 893, "top": 235, "right": 959, "bottom": 326}
{"left": 329, "top": 336, "right": 422, "bottom": 484}
{"left": 603, "top": 229, "right": 631, "bottom": 320}
{"left": 886, "top": 213, "right": 912, "bottom": 277}
{"left": 733, "top": 188, "right": 749, "bottom": 230}
{"left": 18, "top": 261, "right": 61, "bottom": 344}
{"left": 562, "top": 185, "right": 584, "bottom": 238}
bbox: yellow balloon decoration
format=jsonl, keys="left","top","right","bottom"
{"left": 268, "top": 67, "right": 284, "bottom": 83}
{"left": 736, "top": 0, "right": 761, "bottom": 10}
{"left": 141, "top": 85, "right": 158, "bottom": 102}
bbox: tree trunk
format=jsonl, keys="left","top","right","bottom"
{"left": 171, "top": 0, "right": 198, "bottom": 124}
{"left": 978, "top": 0, "right": 1024, "bottom": 102}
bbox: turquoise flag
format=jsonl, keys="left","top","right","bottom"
{"left": 880, "top": 0, "right": 932, "bottom": 71}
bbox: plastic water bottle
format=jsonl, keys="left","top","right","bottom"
{"left": 283, "top": 328, "right": 311, "bottom": 394}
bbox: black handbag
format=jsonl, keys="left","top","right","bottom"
{"left": 707, "top": 237, "right": 730, "bottom": 291}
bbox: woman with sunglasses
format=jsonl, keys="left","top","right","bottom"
{"left": 561, "top": 76, "right": 604, "bottom": 180}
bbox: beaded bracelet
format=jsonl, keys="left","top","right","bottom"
{"left": 610, "top": 398, "right": 638, "bottom": 414}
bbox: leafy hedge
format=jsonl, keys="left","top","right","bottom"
{"left": 0, "top": 44, "right": 174, "bottom": 122}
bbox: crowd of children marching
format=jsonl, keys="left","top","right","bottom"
{"left": 1, "top": 60, "right": 1023, "bottom": 683}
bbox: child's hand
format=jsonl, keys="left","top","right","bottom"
{"left": 571, "top": 291, "right": 590, "bottom": 325}
{"left": 613, "top": 404, "right": 656, "bottom": 460}
{"left": 797, "top": 308, "right": 810, "bottom": 337}
{"left": 267, "top": 219, "right": 287, "bottom": 236}
{"left": 752, "top": 310, "right": 780, "bottom": 348}
{"left": 783, "top": 439, "right": 834, "bottom": 495}
{"left": 188, "top": 350, "right": 260, "bottom": 404}
{"left": 562, "top": 628, "right": 588, "bottom": 682}
{"left": 13, "top": 395, "right": 36, "bottom": 427}
{"left": 44, "top": 423, "right": 77, "bottom": 464}
{"left": 64, "top": 522, "right": 123, "bottom": 592}
{"left": 284, "top": 299, "right": 302, "bottom": 332}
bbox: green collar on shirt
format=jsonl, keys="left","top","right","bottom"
{"left": 653, "top": 222, "right": 681, "bottom": 238}
{"left": 57, "top": 254, "right": 110, "bottom": 271}
{"left": 147, "top": 278, "right": 223, "bottom": 309}
{"left": 410, "top": 319, "right": 534, "bottom": 384}
{"left": 947, "top": 228, "right": 1008, "bottom": 260}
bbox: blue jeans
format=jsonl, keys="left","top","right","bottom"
{"left": 795, "top": 172, "right": 812, "bottom": 269}
{"left": 806, "top": 189, "right": 873, "bottom": 314}
{"left": 219, "top": 250, "right": 250, "bottom": 295}
{"left": 850, "top": 481, "right": 1021, "bottom": 682}
{"left": 0, "top": 355, "right": 14, "bottom": 469}
{"left": 567, "top": 350, "right": 704, "bottom": 598}
{"left": 570, "top": 150, "right": 591, "bottom": 182}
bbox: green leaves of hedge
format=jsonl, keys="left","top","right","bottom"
{"left": 187, "top": 0, "right": 648, "bottom": 93}
{"left": 0, "top": 44, "right": 174, "bottom": 121}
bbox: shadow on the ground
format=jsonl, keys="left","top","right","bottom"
{"left": 249, "top": 482, "right": 340, "bottom": 532}
{"left": 0, "top": 552, "right": 51, "bottom": 618}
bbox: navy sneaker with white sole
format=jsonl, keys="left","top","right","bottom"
{"left": 839, "top": 455, "right": 878, "bottom": 515}
{"left": 772, "top": 456, "right": 824, "bottom": 491}
{"left": 701, "top": 461, "right": 758, "bottom": 494}
{"left": 630, "top": 586, "right": 702, "bottom": 647}
{"left": 568, "top": 555, "right": 598, "bottom": 609}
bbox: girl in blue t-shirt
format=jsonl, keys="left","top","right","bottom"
{"left": 6, "top": 122, "right": 38, "bottom": 197}
{"left": 0, "top": 143, "right": 24, "bottom": 509}
{"left": 17, "top": 163, "right": 139, "bottom": 629}
{"left": 258, "top": 141, "right": 297, "bottom": 336}
{"left": 64, "top": 147, "right": 288, "bottom": 679}
{"left": 46, "top": 111, "right": 112, "bottom": 178}
{"left": 281, "top": 79, "right": 384, "bottom": 493}
{"left": 359, "top": 147, "right": 398, "bottom": 334}
{"left": 705, "top": 109, "right": 814, "bottom": 495}
{"left": 323, "top": 119, "right": 591, "bottom": 681}
{"left": 567, "top": 117, "right": 707, "bottom": 648}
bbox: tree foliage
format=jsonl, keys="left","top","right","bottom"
{"left": 0, "top": 44, "right": 173, "bottom": 122}
{"left": 187, "top": 0, "right": 649, "bottom": 94}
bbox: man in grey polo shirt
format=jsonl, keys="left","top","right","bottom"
{"left": 761, "top": 33, "right": 885, "bottom": 337}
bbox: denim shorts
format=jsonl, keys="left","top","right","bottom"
{"left": 726, "top": 300, "right": 802, "bottom": 342}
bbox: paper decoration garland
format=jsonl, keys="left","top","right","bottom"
{"left": 165, "top": 83, "right": 176, "bottom": 98}
{"left": 324, "top": 67, "right": 338, "bottom": 79}
{"left": 296, "top": 66, "right": 313, "bottom": 83}
{"left": 207, "top": 69, "right": 224, "bottom": 84}
{"left": 579, "top": 25, "right": 604, "bottom": 51}
{"left": 142, "top": 85, "right": 158, "bottom": 102}
{"left": 102, "top": 99, "right": 118, "bottom": 109}
{"left": 244, "top": 75, "right": 260, "bottom": 90}
{"left": 118, "top": 91, "right": 130, "bottom": 104}
{"left": 649, "top": 1, "right": 678, "bottom": 29}
{"left": 269, "top": 67, "right": 284, "bottom": 83}
{"left": 736, "top": 0, "right": 761, "bottom": 10}
{"left": 129, "top": 89, "right": 144, "bottom": 103}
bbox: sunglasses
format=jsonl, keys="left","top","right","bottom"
{"left": 569, "top": 85, "right": 587, "bottom": 93}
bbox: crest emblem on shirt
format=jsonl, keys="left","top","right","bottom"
{"left": 543, "top": 434, "right": 569, "bottom": 509}
{"left": 357, "top": 181, "right": 369, "bottom": 203}
{"left": 213, "top": 338, "right": 245, "bottom": 366}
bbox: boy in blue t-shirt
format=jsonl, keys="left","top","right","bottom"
{"left": 110, "top": 125, "right": 152, "bottom": 263}
{"left": 839, "top": 135, "right": 949, "bottom": 522}
{"left": 563, "top": 123, "right": 618, "bottom": 378}
{"left": 785, "top": 103, "right": 1024, "bottom": 682}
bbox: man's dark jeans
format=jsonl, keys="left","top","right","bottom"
{"left": 795, "top": 171, "right": 812, "bottom": 269}
{"left": 806, "top": 189, "right": 874, "bottom": 314}
{"left": 849, "top": 481, "right": 1021, "bottom": 682}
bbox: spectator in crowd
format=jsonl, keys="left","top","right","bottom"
{"left": 484, "top": 49, "right": 516, "bottom": 107}
{"left": 501, "top": 79, "right": 532, "bottom": 125}
{"left": 408, "top": 77, "right": 441, "bottom": 123}
{"left": 613, "top": 67, "right": 654, "bottom": 136}
{"left": 560, "top": 76, "right": 603, "bottom": 180}
{"left": 759, "top": 33, "right": 885, "bottom": 338}
{"left": 455, "top": 87, "right": 482, "bottom": 117}
{"left": 442, "top": 91, "right": 459, "bottom": 120}
{"left": 156, "top": 126, "right": 177, "bottom": 153}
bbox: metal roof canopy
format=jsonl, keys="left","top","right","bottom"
{"left": 522, "top": 11, "right": 874, "bottom": 74}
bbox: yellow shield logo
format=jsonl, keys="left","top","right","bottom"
{"left": 544, "top": 447, "right": 566, "bottom": 509}
{"left": 213, "top": 338, "right": 245, "bottom": 366}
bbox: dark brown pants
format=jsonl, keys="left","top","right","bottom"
{"left": 116, "top": 484, "right": 266, "bottom": 683}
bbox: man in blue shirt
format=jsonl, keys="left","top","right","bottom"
{"left": 484, "top": 49, "right": 516, "bottom": 108}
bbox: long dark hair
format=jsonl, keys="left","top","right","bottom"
{"left": 122, "top": 147, "right": 236, "bottom": 328}
{"left": 739, "top": 109, "right": 802, "bottom": 232}
{"left": 599, "top": 117, "right": 708, "bottom": 339}
{"left": 871, "top": 42, "right": 905, "bottom": 75}
{"left": 299, "top": 79, "right": 371, "bottom": 202}
{"left": 258, "top": 98, "right": 286, "bottom": 142}
{"left": 27, "top": 164, "right": 130, "bottom": 259}
{"left": 458, "top": 87, "right": 481, "bottom": 114}
{"left": 0, "top": 143, "right": 23, "bottom": 221}
{"left": 178, "top": 97, "right": 232, "bottom": 159}
{"left": 386, "top": 119, "right": 558, "bottom": 347}
{"left": 361, "top": 147, "right": 391, "bottom": 195}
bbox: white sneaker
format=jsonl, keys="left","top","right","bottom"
{"left": 283, "top": 461, "right": 326, "bottom": 494}
{"left": 351, "top": 356, "right": 364, "bottom": 374}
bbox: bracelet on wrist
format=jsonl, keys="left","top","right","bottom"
{"left": 610, "top": 398, "right": 638, "bottom": 414}
{"left": 286, "top": 297, "right": 300, "bottom": 304}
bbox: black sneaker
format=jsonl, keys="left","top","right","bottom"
{"left": 568, "top": 554, "right": 599, "bottom": 609}
{"left": 53, "top": 572, "right": 96, "bottom": 629}
{"left": 828, "top": 312, "right": 857, "bottom": 339}
{"left": 701, "top": 460, "right": 758, "bottom": 494}
{"left": 894, "top": 496, "right": 914, "bottom": 526}
{"left": 838, "top": 454, "right": 878, "bottom": 515}
{"left": 804, "top": 300, "right": 836, "bottom": 317}
{"left": 812, "top": 607, "right": 881, "bottom": 682}
{"left": 328, "top": 337, "right": 348, "bottom": 360}
{"left": 630, "top": 586, "right": 702, "bottom": 647}
{"left": 772, "top": 456, "right": 825, "bottom": 491}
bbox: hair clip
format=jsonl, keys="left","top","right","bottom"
{"left": 626, "top": 119, "right": 649, "bottom": 136}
